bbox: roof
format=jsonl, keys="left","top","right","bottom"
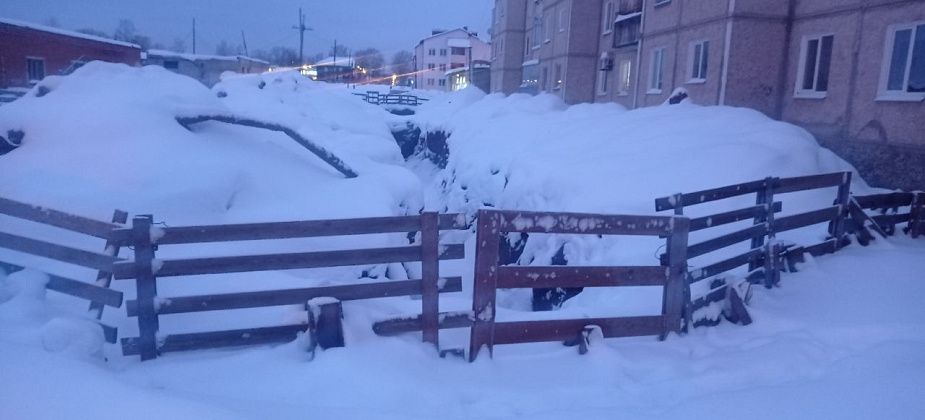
{"left": 146, "top": 49, "right": 269, "bottom": 65}
{"left": 313, "top": 56, "right": 356, "bottom": 67}
{"left": 415, "top": 28, "right": 481, "bottom": 46}
{"left": 0, "top": 17, "right": 141, "bottom": 49}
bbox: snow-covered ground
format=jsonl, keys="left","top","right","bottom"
{"left": 0, "top": 64, "right": 921, "bottom": 419}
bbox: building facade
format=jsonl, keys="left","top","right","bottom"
{"left": 0, "top": 18, "right": 141, "bottom": 89}
{"left": 490, "top": 0, "right": 925, "bottom": 190}
{"left": 414, "top": 28, "right": 491, "bottom": 92}
{"left": 144, "top": 50, "right": 269, "bottom": 87}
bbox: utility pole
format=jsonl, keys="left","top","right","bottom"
{"left": 192, "top": 18, "right": 196, "bottom": 54}
{"left": 292, "top": 7, "right": 312, "bottom": 65}
{"left": 241, "top": 30, "right": 249, "bottom": 57}
{"left": 333, "top": 39, "right": 337, "bottom": 81}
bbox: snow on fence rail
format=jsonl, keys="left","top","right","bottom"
{"left": 109, "top": 212, "right": 468, "bottom": 361}
{"left": 0, "top": 196, "right": 127, "bottom": 342}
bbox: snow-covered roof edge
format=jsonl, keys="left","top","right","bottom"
{"left": 146, "top": 49, "right": 269, "bottom": 65}
{"left": 415, "top": 28, "right": 485, "bottom": 46}
{"left": 0, "top": 17, "right": 141, "bottom": 49}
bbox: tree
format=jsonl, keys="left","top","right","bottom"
{"left": 391, "top": 50, "right": 414, "bottom": 75}
{"left": 169, "top": 38, "right": 187, "bottom": 53}
{"left": 113, "top": 19, "right": 137, "bottom": 42}
{"left": 43, "top": 17, "right": 61, "bottom": 28}
{"left": 215, "top": 40, "right": 240, "bottom": 56}
{"left": 308, "top": 53, "right": 326, "bottom": 64}
{"left": 355, "top": 48, "right": 385, "bottom": 76}
{"left": 330, "top": 44, "right": 350, "bottom": 58}
{"left": 268, "top": 47, "right": 298, "bottom": 66}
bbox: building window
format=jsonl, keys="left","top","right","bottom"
{"left": 617, "top": 59, "right": 632, "bottom": 95}
{"left": 163, "top": 60, "right": 179, "bottom": 70}
{"left": 613, "top": 13, "right": 641, "bottom": 47}
{"left": 533, "top": 15, "right": 543, "bottom": 49}
{"left": 545, "top": 15, "right": 553, "bottom": 43}
{"left": 26, "top": 58, "right": 45, "bottom": 82}
{"left": 648, "top": 48, "right": 665, "bottom": 93}
{"left": 879, "top": 22, "right": 925, "bottom": 100}
{"left": 438, "top": 79, "right": 447, "bottom": 87}
{"left": 795, "top": 34, "right": 833, "bottom": 98}
{"left": 440, "top": 49, "right": 447, "bottom": 56}
{"left": 428, "top": 49, "right": 436, "bottom": 56}
{"left": 451, "top": 47, "right": 466, "bottom": 56}
{"left": 428, "top": 63, "right": 436, "bottom": 70}
{"left": 602, "top": 2, "right": 614, "bottom": 35}
{"left": 688, "top": 40, "right": 709, "bottom": 83}
{"left": 427, "top": 78, "right": 435, "bottom": 86}
{"left": 451, "top": 63, "right": 465, "bottom": 69}
{"left": 559, "top": 9, "right": 568, "bottom": 32}
{"left": 439, "top": 64, "right": 447, "bottom": 72}
{"left": 522, "top": 63, "right": 539, "bottom": 90}
{"left": 554, "top": 63, "right": 563, "bottom": 90}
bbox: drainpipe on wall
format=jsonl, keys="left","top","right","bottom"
{"left": 773, "top": 0, "right": 797, "bottom": 119}
{"left": 632, "top": 0, "right": 647, "bottom": 109}
{"left": 718, "top": 0, "right": 736, "bottom": 105}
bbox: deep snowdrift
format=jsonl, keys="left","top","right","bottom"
{"left": 2, "top": 63, "right": 917, "bottom": 420}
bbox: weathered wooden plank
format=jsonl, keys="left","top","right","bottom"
{"left": 46, "top": 274, "right": 123, "bottom": 308}
{"left": 122, "top": 324, "right": 309, "bottom": 356}
{"left": 687, "top": 224, "right": 768, "bottom": 260}
{"left": 176, "top": 115, "right": 358, "bottom": 178}
{"left": 89, "top": 209, "right": 128, "bottom": 319}
{"left": 663, "top": 217, "right": 690, "bottom": 336}
{"left": 655, "top": 180, "right": 767, "bottom": 211}
{"left": 854, "top": 192, "right": 914, "bottom": 210}
{"left": 911, "top": 193, "right": 925, "bottom": 239}
{"left": 496, "top": 266, "right": 666, "bottom": 289}
{"left": 870, "top": 213, "right": 912, "bottom": 228}
{"left": 803, "top": 239, "right": 838, "bottom": 257}
{"left": 420, "top": 212, "right": 440, "bottom": 347}
{"left": 438, "top": 213, "right": 468, "bottom": 230}
{"left": 112, "top": 244, "right": 465, "bottom": 279}
{"left": 774, "top": 206, "right": 840, "bottom": 233}
{"left": 688, "top": 202, "right": 782, "bottom": 232}
{"left": 690, "top": 248, "right": 763, "bottom": 283}
{"left": 0, "top": 196, "right": 119, "bottom": 239}
{"left": 372, "top": 311, "right": 474, "bottom": 336}
{"left": 469, "top": 209, "right": 501, "bottom": 362}
{"left": 494, "top": 210, "right": 675, "bottom": 236}
{"left": 131, "top": 216, "right": 159, "bottom": 361}
{"left": 0, "top": 231, "right": 118, "bottom": 271}
{"left": 125, "top": 277, "right": 463, "bottom": 316}
{"left": 774, "top": 172, "right": 847, "bottom": 194}
{"left": 491, "top": 315, "right": 665, "bottom": 345}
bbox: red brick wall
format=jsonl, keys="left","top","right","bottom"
{"left": 0, "top": 23, "right": 141, "bottom": 88}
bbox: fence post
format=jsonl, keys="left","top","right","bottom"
{"left": 420, "top": 212, "right": 440, "bottom": 348}
{"left": 749, "top": 177, "right": 774, "bottom": 271}
{"left": 88, "top": 209, "right": 129, "bottom": 320}
{"left": 910, "top": 192, "right": 924, "bottom": 239}
{"left": 831, "top": 172, "right": 852, "bottom": 247}
{"left": 468, "top": 210, "right": 501, "bottom": 362}
{"left": 662, "top": 216, "right": 689, "bottom": 337}
{"left": 131, "top": 215, "right": 159, "bottom": 361}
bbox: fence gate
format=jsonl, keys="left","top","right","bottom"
{"left": 468, "top": 209, "right": 689, "bottom": 361}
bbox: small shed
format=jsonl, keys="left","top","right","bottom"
{"left": 144, "top": 50, "right": 269, "bottom": 87}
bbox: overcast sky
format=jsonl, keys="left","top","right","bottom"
{"left": 0, "top": 0, "right": 493, "bottom": 58}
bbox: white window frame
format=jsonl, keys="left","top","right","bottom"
{"left": 687, "top": 40, "right": 709, "bottom": 84}
{"left": 559, "top": 9, "right": 568, "bottom": 33}
{"left": 617, "top": 59, "right": 632, "bottom": 95}
{"left": 648, "top": 48, "right": 665, "bottom": 94}
{"left": 597, "top": 68, "right": 609, "bottom": 95}
{"left": 877, "top": 21, "right": 925, "bottom": 102}
{"left": 26, "top": 57, "right": 46, "bottom": 82}
{"left": 602, "top": 1, "right": 613, "bottom": 35}
{"left": 654, "top": 0, "right": 672, "bottom": 6}
{"left": 794, "top": 34, "right": 834, "bottom": 99}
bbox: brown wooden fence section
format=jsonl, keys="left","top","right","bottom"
{"left": 0, "top": 196, "right": 126, "bottom": 342}
{"left": 654, "top": 172, "right": 852, "bottom": 328}
{"left": 466, "top": 209, "right": 689, "bottom": 361}
{"left": 851, "top": 191, "right": 925, "bottom": 239}
{"left": 110, "top": 212, "right": 468, "bottom": 360}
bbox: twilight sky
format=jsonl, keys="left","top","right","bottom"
{"left": 0, "top": 0, "right": 493, "bottom": 58}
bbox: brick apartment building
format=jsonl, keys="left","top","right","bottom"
{"left": 0, "top": 18, "right": 141, "bottom": 89}
{"left": 489, "top": 0, "right": 924, "bottom": 190}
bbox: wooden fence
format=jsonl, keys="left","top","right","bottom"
{"left": 465, "top": 209, "right": 689, "bottom": 361}
{"left": 851, "top": 191, "right": 924, "bottom": 239}
{"left": 353, "top": 91, "right": 429, "bottom": 106}
{"left": 654, "top": 172, "right": 853, "bottom": 328}
{"left": 110, "top": 212, "right": 468, "bottom": 360}
{"left": 0, "top": 197, "right": 126, "bottom": 342}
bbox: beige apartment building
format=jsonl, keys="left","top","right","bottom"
{"left": 490, "top": 0, "right": 924, "bottom": 190}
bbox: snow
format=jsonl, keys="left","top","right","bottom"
{"left": 0, "top": 17, "right": 141, "bottom": 49}
{"left": 146, "top": 49, "right": 269, "bottom": 65}
{"left": 0, "top": 63, "right": 921, "bottom": 419}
